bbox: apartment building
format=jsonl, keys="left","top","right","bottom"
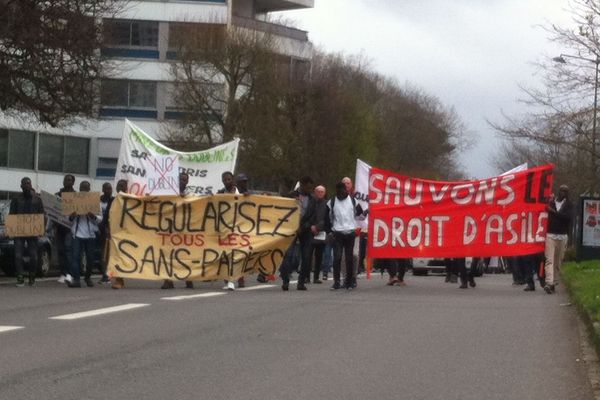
{"left": 0, "top": 0, "right": 314, "bottom": 196}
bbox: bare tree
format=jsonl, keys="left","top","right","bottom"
{"left": 169, "top": 22, "right": 278, "bottom": 147}
{"left": 0, "top": 0, "right": 120, "bottom": 126}
{"left": 492, "top": 0, "right": 600, "bottom": 192}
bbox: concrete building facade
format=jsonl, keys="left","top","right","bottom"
{"left": 0, "top": 0, "right": 313, "bottom": 196}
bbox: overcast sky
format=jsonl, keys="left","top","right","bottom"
{"left": 279, "top": 0, "right": 574, "bottom": 178}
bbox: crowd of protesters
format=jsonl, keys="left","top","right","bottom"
{"left": 5, "top": 173, "right": 573, "bottom": 295}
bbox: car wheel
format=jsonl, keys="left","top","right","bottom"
{"left": 0, "top": 259, "right": 15, "bottom": 277}
{"left": 37, "top": 247, "right": 51, "bottom": 277}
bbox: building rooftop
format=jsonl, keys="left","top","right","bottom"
{"left": 255, "top": 0, "right": 314, "bottom": 13}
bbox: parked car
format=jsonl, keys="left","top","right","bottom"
{"left": 0, "top": 203, "right": 54, "bottom": 277}
{"left": 412, "top": 257, "right": 480, "bottom": 276}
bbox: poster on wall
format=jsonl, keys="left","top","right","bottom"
{"left": 582, "top": 199, "right": 600, "bottom": 247}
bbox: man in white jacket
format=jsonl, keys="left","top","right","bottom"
{"left": 67, "top": 181, "right": 102, "bottom": 288}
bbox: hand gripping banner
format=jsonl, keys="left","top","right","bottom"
{"left": 108, "top": 194, "right": 300, "bottom": 281}
{"left": 368, "top": 164, "right": 554, "bottom": 258}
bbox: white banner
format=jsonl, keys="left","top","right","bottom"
{"left": 116, "top": 120, "right": 239, "bottom": 196}
{"left": 354, "top": 159, "right": 371, "bottom": 231}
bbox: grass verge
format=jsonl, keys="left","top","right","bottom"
{"left": 562, "top": 260, "right": 600, "bottom": 353}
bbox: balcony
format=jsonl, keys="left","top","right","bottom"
{"left": 254, "top": 0, "right": 314, "bottom": 12}
{"left": 232, "top": 15, "right": 308, "bottom": 41}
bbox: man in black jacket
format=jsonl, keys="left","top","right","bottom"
{"left": 55, "top": 174, "right": 75, "bottom": 283}
{"left": 543, "top": 185, "right": 573, "bottom": 294}
{"left": 280, "top": 176, "right": 315, "bottom": 291}
{"left": 10, "top": 177, "right": 45, "bottom": 286}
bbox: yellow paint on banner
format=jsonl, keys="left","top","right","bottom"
{"left": 108, "top": 194, "right": 300, "bottom": 281}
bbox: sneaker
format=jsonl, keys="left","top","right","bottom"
{"left": 57, "top": 274, "right": 66, "bottom": 283}
{"left": 16, "top": 275, "right": 25, "bottom": 287}
{"left": 112, "top": 278, "right": 125, "bottom": 290}
{"left": 223, "top": 281, "right": 235, "bottom": 291}
{"left": 65, "top": 274, "right": 73, "bottom": 284}
{"left": 98, "top": 276, "right": 110, "bottom": 284}
{"left": 161, "top": 280, "right": 175, "bottom": 290}
{"left": 322, "top": 274, "right": 328, "bottom": 281}
{"left": 330, "top": 282, "right": 341, "bottom": 290}
{"left": 544, "top": 285, "right": 554, "bottom": 294}
{"left": 84, "top": 277, "right": 94, "bottom": 287}
{"left": 387, "top": 278, "right": 399, "bottom": 286}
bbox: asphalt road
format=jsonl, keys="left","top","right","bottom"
{"left": 0, "top": 273, "right": 595, "bottom": 400}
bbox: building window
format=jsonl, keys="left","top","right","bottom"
{"left": 104, "top": 19, "right": 159, "bottom": 48}
{"left": 102, "top": 19, "right": 160, "bottom": 59}
{"left": 64, "top": 137, "right": 89, "bottom": 175}
{"left": 101, "top": 80, "right": 157, "bottom": 109}
{"left": 38, "top": 134, "right": 89, "bottom": 174}
{"left": 0, "top": 129, "right": 35, "bottom": 170}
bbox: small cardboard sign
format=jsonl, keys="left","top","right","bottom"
{"left": 5, "top": 214, "right": 45, "bottom": 237}
{"left": 61, "top": 192, "right": 101, "bottom": 215}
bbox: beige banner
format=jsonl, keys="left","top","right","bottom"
{"left": 61, "top": 192, "right": 101, "bottom": 215}
{"left": 108, "top": 194, "right": 300, "bottom": 281}
{"left": 5, "top": 214, "right": 45, "bottom": 237}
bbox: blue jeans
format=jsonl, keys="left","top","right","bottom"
{"left": 71, "top": 237, "right": 96, "bottom": 282}
{"left": 322, "top": 244, "right": 333, "bottom": 274}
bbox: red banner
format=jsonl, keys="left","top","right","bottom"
{"left": 368, "top": 165, "right": 554, "bottom": 258}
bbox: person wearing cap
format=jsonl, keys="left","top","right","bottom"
{"left": 236, "top": 173, "right": 251, "bottom": 194}
{"left": 543, "top": 184, "right": 573, "bottom": 294}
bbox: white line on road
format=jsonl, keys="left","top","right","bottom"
{"left": 0, "top": 326, "right": 24, "bottom": 333}
{"left": 49, "top": 303, "right": 150, "bottom": 320}
{"left": 237, "top": 284, "right": 277, "bottom": 291}
{"left": 161, "top": 292, "right": 226, "bottom": 301}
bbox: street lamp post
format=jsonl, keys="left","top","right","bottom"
{"left": 554, "top": 54, "right": 599, "bottom": 192}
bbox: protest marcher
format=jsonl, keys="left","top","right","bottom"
{"left": 383, "top": 258, "right": 409, "bottom": 286}
{"left": 520, "top": 253, "right": 543, "bottom": 292}
{"left": 106, "top": 179, "right": 128, "bottom": 289}
{"left": 55, "top": 174, "right": 75, "bottom": 283}
{"left": 161, "top": 173, "right": 195, "bottom": 290}
{"left": 235, "top": 173, "right": 251, "bottom": 194}
{"left": 66, "top": 181, "right": 102, "bottom": 288}
{"left": 280, "top": 176, "right": 315, "bottom": 291}
{"left": 309, "top": 185, "right": 328, "bottom": 284}
{"left": 216, "top": 171, "right": 246, "bottom": 290}
{"left": 93, "top": 182, "right": 112, "bottom": 284}
{"left": 543, "top": 185, "right": 573, "bottom": 294}
{"left": 327, "top": 181, "right": 363, "bottom": 290}
{"left": 10, "top": 177, "right": 45, "bottom": 287}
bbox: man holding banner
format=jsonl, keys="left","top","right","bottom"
{"left": 9, "top": 177, "right": 45, "bottom": 287}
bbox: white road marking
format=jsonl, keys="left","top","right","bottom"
{"left": 161, "top": 292, "right": 226, "bottom": 301}
{"left": 237, "top": 284, "right": 277, "bottom": 291}
{"left": 0, "top": 326, "right": 24, "bottom": 333}
{"left": 49, "top": 303, "right": 150, "bottom": 320}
